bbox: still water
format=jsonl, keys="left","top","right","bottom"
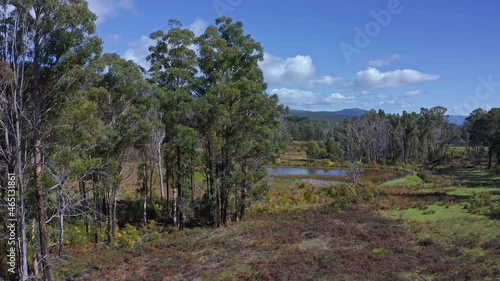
{"left": 267, "top": 167, "right": 347, "bottom": 177}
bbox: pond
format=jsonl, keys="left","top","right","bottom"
{"left": 267, "top": 167, "right": 347, "bottom": 177}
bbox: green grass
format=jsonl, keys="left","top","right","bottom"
{"left": 193, "top": 171, "right": 206, "bottom": 184}
{"left": 410, "top": 216, "right": 500, "bottom": 248}
{"left": 445, "top": 186, "right": 500, "bottom": 196}
{"left": 379, "top": 174, "right": 424, "bottom": 188}
{"left": 273, "top": 141, "right": 313, "bottom": 167}
{"left": 389, "top": 204, "right": 482, "bottom": 221}
{"left": 440, "top": 167, "right": 500, "bottom": 187}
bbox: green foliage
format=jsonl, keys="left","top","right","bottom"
{"left": 391, "top": 204, "right": 482, "bottom": 221}
{"left": 469, "top": 192, "right": 494, "bottom": 209}
{"left": 64, "top": 221, "right": 107, "bottom": 247}
{"left": 466, "top": 192, "right": 500, "bottom": 219}
{"left": 490, "top": 204, "right": 500, "bottom": 219}
{"left": 379, "top": 174, "right": 425, "bottom": 188}
{"left": 494, "top": 165, "right": 500, "bottom": 175}
{"left": 325, "top": 137, "right": 342, "bottom": 161}
{"left": 303, "top": 141, "right": 326, "bottom": 159}
{"left": 465, "top": 108, "right": 500, "bottom": 168}
{"left": 114, "top": 224, "right": 143, "bottom": 248}
{"left": 372, "top": 248, "right": 387, "bottom": 255}
{"left": 417, "top": 170, "right": 434, "bottom": 183}
{"left": 329, "top": 181, "right": 379, "bottom": 210}
{"left": 285, "top": 115, "right": 331, "bottom": 141}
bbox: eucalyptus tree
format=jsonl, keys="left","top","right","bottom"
{"left": 464, "top": 108, "right": 488, "bottom": 162}
{"left": 418, "top": 106, "right": 450, "bottom": 163}
{"left": 431, "top": 107, "right": 450, "bottom": 161}
{"left": 483, "top": 108, "right": 500, "bottom": 169}
{"left": 401, "top": 111, "right": 419, "bottom": 164}
{"left": 387, "top": 113, "right": 404, "bottom": 163}
{"left": 0, "top": 6, "right": 35, "bottom": 278}
{"left": 147, "top": 19, "right": 199, "bottom": 229}
{"left": 133, "top": 98, "right": 163, "bottom": 225}
{"left": 197, "top": 17, "right": 286, "bottom": 226}
{"left": 0, "top": 1, "right": 101, "bottom": 279}
{"left": 83, "top": 53, "right": 150, "bottom": 242}
{"left": 44, "top": 90, "right": 104, "bottom": 256}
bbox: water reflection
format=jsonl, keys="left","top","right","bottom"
{"left": 267, "top": 167, "right": 346, "bottom": 177}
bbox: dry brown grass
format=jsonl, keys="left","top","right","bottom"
{"left": 57, "top": 204, "right": 500, "bottom": 281}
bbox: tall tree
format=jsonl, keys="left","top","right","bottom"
{"left": 1, "top": 1, "right": 101, "bottom": 279}
{"left": 485, "top": 109, "right": 500, "bottom": 169}
{"left": 197, "top": 17, "right": 286, "bottom": 225}
{"left": 147, "top": 19, "right": 199, "bottom": 229}
{"left": 83, "top": 53, "right": 150, "bottom": 242}
{"left": 464, "top": 108, "right": 488, "bottom": 161}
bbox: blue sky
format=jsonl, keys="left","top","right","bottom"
{"left": 88, "top": 0, "right": 500, "bottom": 115}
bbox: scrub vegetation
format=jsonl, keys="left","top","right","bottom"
{"left": 1, "top": 2, "right": 499, "bottom": 280}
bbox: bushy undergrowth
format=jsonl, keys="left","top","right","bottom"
{"left": 114, "top": 224, "right": 143, "bottom": 248}
{"left": 251, "top": 181, "right": 330, "bottom": 212}
{"left": 329, "top": 181, "right": 379, "bottom": 210}
{"left": 52, "top": 165, "right": 500, "bottom": 280}
{"left": 467, "top": 192, "right": 500, "bottom": 219}
{"left": 58, "top": 205, "right": 500, "bottom": 280}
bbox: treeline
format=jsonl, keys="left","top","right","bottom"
{"left": 285, "top": 115, "right": 332, "bottom": 141}
{"left": 0, "top": 2, "right": 285, "bottom": 280}
{"left": 463, "top": 108, "right": 500, "bottom": 170}
{"left": 304, "top": 107, "right": 458, "bottom": 165}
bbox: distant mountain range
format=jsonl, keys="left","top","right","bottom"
{"left": 289, "top": 108, "right": 369, "bottom": 123}
{"left": 289, "top": 108, "right": 467, "bottom": 125}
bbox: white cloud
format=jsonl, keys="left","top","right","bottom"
{"left": 379, "top": 100, "right": 413, "bottom": 110}
{"left": 367, "top": 54, "right": 400, "bottom": 68}
{"left": 270, "top": 88, "right": 356, "bottom": 110}
{"left": 352, "top": 67, "right": 440, "bottom": 91}
{"left": 118, "top": 0, "right": 135, "bottom": 10}
{"left": 123, "top": 35, "right": 154, "bottom": 69}
{"left": 106, "top": 34, "right": 122, "bottom": 44}
{"left": 404, "top": 90, "right": 422, "bottom": 97}
{"left": 87, "top": 0, "right": 135, "bottom": 24}
{"left": 189, "top": 19, "right": 208, "bottom": 36}
{"left": 377, "top": 94, "right": 392, "bottom": 99}
{"left": 259, "top": 53, "right": 343, "bottom": 89}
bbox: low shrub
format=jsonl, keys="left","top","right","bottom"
{"left": 65, "top": 221, "right": 91, "bottom": 247}
{"left": 489, "top": 203, "right": 500, "bottom": 219}
{"left": 452, "top": 232, "right": 480, "bottom": 248}
{"left": 495, "top": 165, "right": 500, "bottom": 175}
{"left": 372, "top": 248, "right": 387, "bottom": 255}
{"left": 422, "top": 209, "right": 436, "bottom": 215}
{"left": 417, "top": 170, "right": 434, "bottom": 183}
{"left": 329, "top": 181, "right": 380, "bottom": 210}
{"left": 114, "top": 224, "right": 143, "bottom": 248}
